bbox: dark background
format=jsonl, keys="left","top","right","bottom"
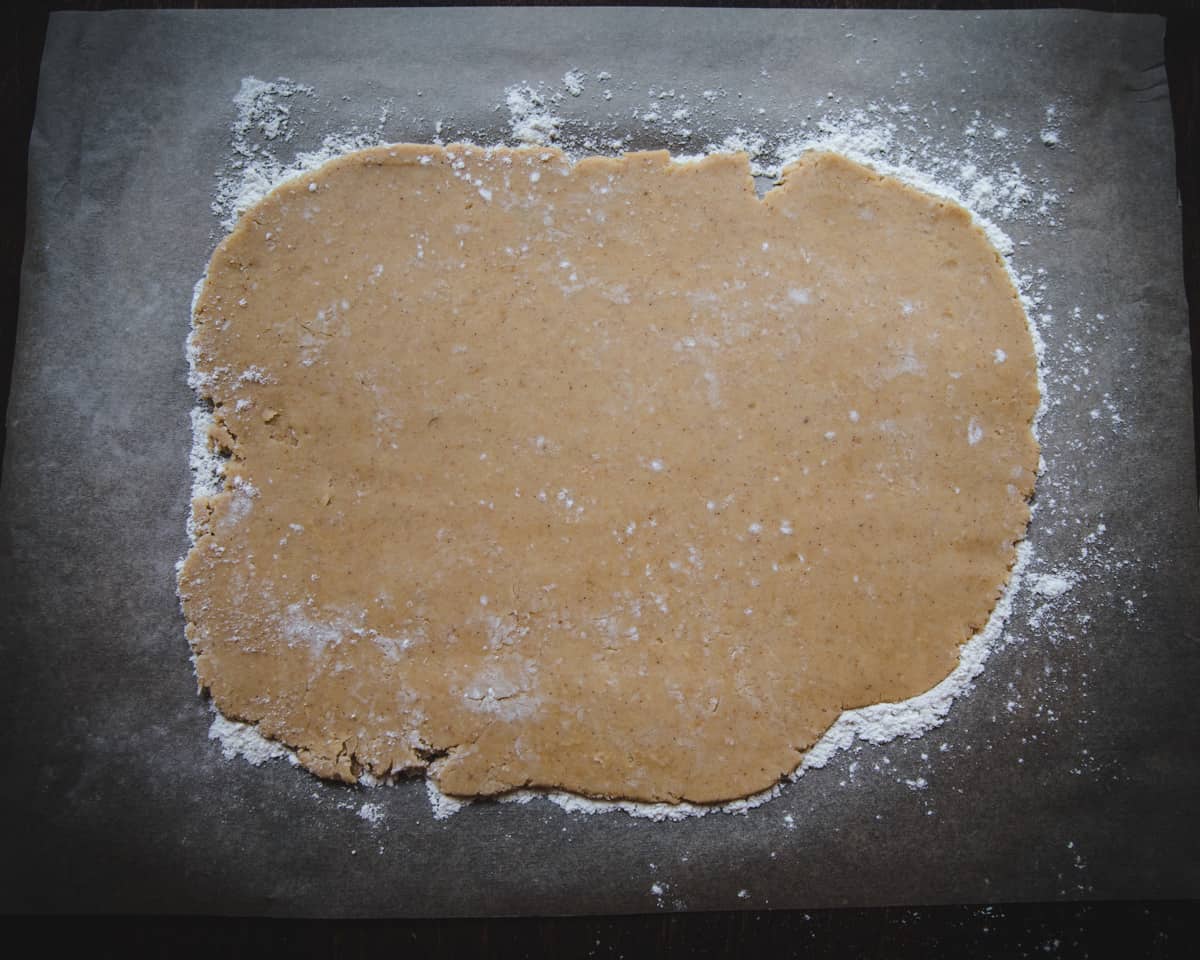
{"left": 1, "top": 1, "right": 1196, "bottom": 955}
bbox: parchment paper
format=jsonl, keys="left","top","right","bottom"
{"left": 2, "top": 8, "right": 1197, "bottom": 916}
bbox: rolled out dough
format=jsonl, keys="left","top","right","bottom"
{"left": 180, "top": 145, "right": 1039, "bottom": 804}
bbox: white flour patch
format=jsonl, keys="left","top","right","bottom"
{"left": 186, "top": 406, "right": 224, "bottom": 499}
{"left": 188, "top": 66, "right": 1121, "bottom": 830}
{"left": 1032, "top": 572, "right": 1076, "bottom": 599}
{"left": 357, "top": 802, "right": 385, "bottom": 825}
{"left": 505, "top": 84, "right": 563, "bottom": 145}
{"left": 209, "top": 713, "right": 299, "bottom": 767}
{"left": 426, "top": 778, "right": 469, "bottom": 820}
{"left": 562, "top": 69, "right": 585, "bottom": 97}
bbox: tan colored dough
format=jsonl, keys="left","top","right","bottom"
{"left": 180, "top": 145, "right": 1039, "bottom": 804}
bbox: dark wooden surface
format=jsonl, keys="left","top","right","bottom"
{"left": 1, "top": 2, "right": 1196, "bottom": 955}
{"left": 16, "top": 902, "right": 1200, "bottom": 956}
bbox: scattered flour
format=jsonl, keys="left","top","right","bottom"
{"left": 194, "top": 65, "right": 1121, "bottom": 831}
{"left": 212, "top": 77, "right": 384, "bottom": 232}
